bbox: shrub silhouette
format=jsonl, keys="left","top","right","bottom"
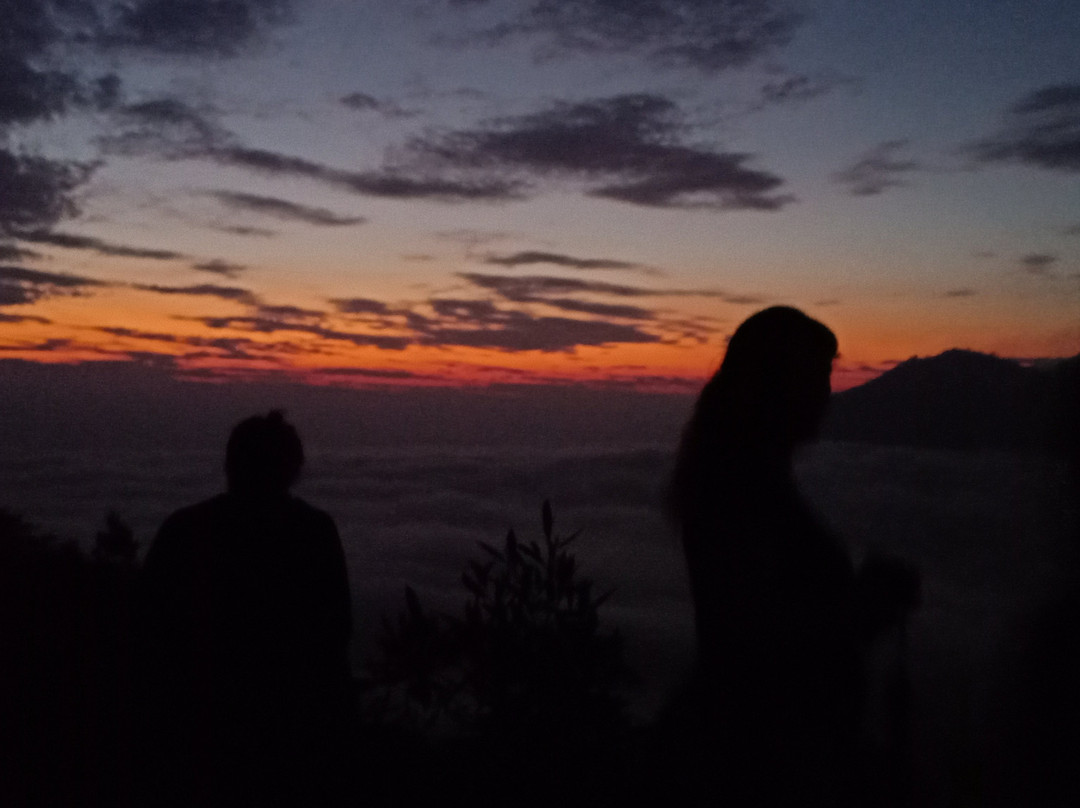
{"left": 0, "top": 509, "right": 139, "bottom": 806}
{"left": 92, "top": 510, "right": 139, "bottom": 565}
{"left": 368, "top": 500, "right": 630, "bottom": 742}
{"left": 3, "top": 501, "right": 633, "bottom": 806}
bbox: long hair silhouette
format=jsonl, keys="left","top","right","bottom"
{"left": 667, "top": 305, "right": 837, "bottom": 525}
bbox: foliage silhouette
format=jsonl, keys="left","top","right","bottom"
{"left": 0, "top": 508, "right": 139, "bottom": 806}
{"left": 93, "top": 509, "right": 139, "bottom": 564}
{"left": 368, "top": 500, "right": 630, "bottom": 743}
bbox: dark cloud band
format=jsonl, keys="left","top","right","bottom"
{"left": 15, "top": 229, "right": 187, "bottom": 260}
{"left": 0, "top": 150, "right": 93, "bottom": 236}
{"left": 832, "top": 140, "right": 921, "bottom": 197}
{"left": 1, "top": 263, "right": 106, "bottom": 307}
{"left": 133, "top": 283, "right": 259, "bottom": 304}
{"left": 449, "top": 0, "right": 801, "bottom": 73}
{"left": 484, "top": 250, "right": 641, "bottom": 270}
{"left": 408, "top": 94, "right": 791, "bottom": 210}
{"left": 210, "top": 191, "right": 366, "bottom": 227}
{"left": 969, "top": 84, "right": 1080, "bottom": 173}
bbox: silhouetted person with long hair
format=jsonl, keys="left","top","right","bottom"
{"left": 665, "top": 307, "right": 918, "bottom": 806}
{"left": 139, "top": 411, "right": 353, "bottom": 807}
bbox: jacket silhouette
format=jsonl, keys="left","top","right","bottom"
{"left": 139, "top": 412, "right": 352, "bottom": 807}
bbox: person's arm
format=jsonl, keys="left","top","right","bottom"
{"left": 307, "top": 512, "right": 352, "bottom": 682}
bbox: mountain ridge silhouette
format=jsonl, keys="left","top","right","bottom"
{"left": 823, "top": 349, "right": 1079, "bottom": 454}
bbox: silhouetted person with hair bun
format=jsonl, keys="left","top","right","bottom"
{"left": 664, "top": 307, "right": 919, "bottom": 806}
{"left": 225, "top": 409, "right": 305, "bottom": 496}
{"left": 139, "top": 411, "right": 353, "bottom": 807}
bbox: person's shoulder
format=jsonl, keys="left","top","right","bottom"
{"left": 286, "top": 496, "right": 338, "bottom": 532}
{"left": 145, "top": 495, "right": 229, "bottom": 570}
{"left": 157, "top": 494, "right": 230, "bottom": 535}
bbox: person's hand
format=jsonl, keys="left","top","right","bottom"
{"left": 857, "top": 552, "right": 921, "bottom": 631}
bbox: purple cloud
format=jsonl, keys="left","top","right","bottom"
{"left": 409, "top": 94, "right": 791, "bottom": 210}
{"left": 969, "top": 84, "right": 1080, "bottom": 172}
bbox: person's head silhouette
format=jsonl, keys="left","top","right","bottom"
{"left": 669, "top": 307, "right": 836, "bottom": 521}
{"left": 704, "top": 305, "right": 837, "bottom": 450}
{"left": 225, "top": 410, "right": 304, "bottom": 497}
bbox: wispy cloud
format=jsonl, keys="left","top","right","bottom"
{"left": 458, "top": 271, "right": 756, "bottom": 303}
{"left": 0, "top": 244, "right": 40, "bottom": 262}
{"left": 0, "top": 2, "right": 91, "bottom": 129}
{"left": 369, "top": 270, "right": 746, "bottom": 350}
{"left": 1019, "top": 253, "right": 1058, "bottom": 276}
{"left": 195, "top": 316, "right": 412, "bottom": 350}
{"left": 969, "top": 84, "right": 1080, "bottom": 173}
{"left": 133, "top": 283, "right": 259, "bottom": 304}
{"left": 410, "top": 94, "right": 792, "bottom": 210}
{"left": 312, "top": 366, "right": 429, "bottom": 381}
{"left": 212, "top": 145, "right": 524, "bottom": 201}
{"left": 101, "top": 0, "right": 294, "bottom": 57}
{"left": 192, "top": 259, "right": 247, "bottom": 277}
{"left": 446, "top": 0, "right": 801, "bottom": 73}
{"left": 435, "top": 229, "right": 515, "bottom": 245}
{"left": 15, "top": 229, "right": 187, "bottom": 260}
{"left": 410, "top": 308, "right": 662, "bottom": 352}
{"left": 0, "top": 151, "right": 95, "bottom": 235}
{"left": 833, "top": 140, "right": 921, "bottom": 196}
{"left": 331, "top": 298, "right": 394, "bottom": 316}
{"left": 104, "top": 89, "right": 780, "bottom": 215}
{"left": 327, "top": 281, "right": 726, "bottom": 353}
{"left": 210, "top": 224, "right": 277, "bottom": 238}
{"left": 461, "top": 272, "right": 656, "bottom": 300}
{"left": 756, "top": 72, "right": 846, "bottom": 109}
{"left": 254, "top": 304, "right": 326, "bottom": 323}
{"left": 0, "top": 312, "right": 51, "bottom": 324}
{"left": 0, "top": 264, "right": 107, "bottom": 306}
{"left": 101, "top": 97, "right": 523, "bottom": 203}
{"left": 484, "top": 250, "right": 642, "bottom": 270}
{"left": 943, "top": 288, "right": 977, "bottom": 298}
{"left": 97, "top": 325, "right": 297, "bottom": 362}
{"left": 0, "top": 0, "right": 294, "bottom": 238}
{"left": 101, "top": 96, "right": 230, "bottom": 159}
{"left": 340, "top": 92, "right": 416, "bottom": 118}
{"left": 536, "top": 298, "right": 656, "bottom": 319}
{"left": 210, "top": 191, "right": 366, "bottom": 226}
{"left": 0, "top": 337, "right": 74, "bottom": 353}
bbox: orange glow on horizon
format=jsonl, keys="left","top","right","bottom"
{"left": 7, "top": 327, "right": 1063, "bottom": 394}
{"left": 3, "top": 282, "right": 1076, "bottom": 394}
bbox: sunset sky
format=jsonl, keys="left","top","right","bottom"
{"left": 2, "top": 0, "right": 1078, "bottom": 393}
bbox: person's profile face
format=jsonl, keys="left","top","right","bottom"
{"left": 787, "top": 353, "right": 833, "bottom": 445}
